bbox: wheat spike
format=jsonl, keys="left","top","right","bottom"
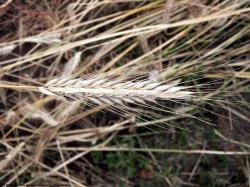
{"left": 38, "top": 78, "right": 192, "bottom": 105}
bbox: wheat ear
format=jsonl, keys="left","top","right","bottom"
{"left": 38, "top": 78, "right": 192, "bottom": 105}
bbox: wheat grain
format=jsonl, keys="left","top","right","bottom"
{"left": 39, "top": 78, "right": 192, "bottom": 105}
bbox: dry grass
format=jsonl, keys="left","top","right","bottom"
{"left": 0, "top": 0, "right": 250, "bottom": 186}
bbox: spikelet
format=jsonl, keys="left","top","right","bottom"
{"left": 22, "top": 32, "right": 62, "bottom": 44}
{"left": 0, "top": 44, "right": 16, "bottom": 56}
{"left": 38, "top": 78, "right": 192, "bottom": 105}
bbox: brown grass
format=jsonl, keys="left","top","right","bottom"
{"left": 0, "top": 0, "right": 250, "bottom": 186}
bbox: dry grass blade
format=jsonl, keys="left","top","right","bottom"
{"left": 162, "top": 0, "right": 175, "bottom": 23}
{"left": 49, "top": 146, "right": 250, "bottom": 156}
{"left": 0, "top": 142, "right": 25, "bottom": 171}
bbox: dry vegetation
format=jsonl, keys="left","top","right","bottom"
{"left": 0, "top": 0, "right": 250, "bottom": 186}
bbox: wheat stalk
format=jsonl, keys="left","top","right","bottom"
{"left": 38, "top": 78, "right": 192, "bottom": 105}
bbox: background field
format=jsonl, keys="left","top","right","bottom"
{"left": 0, "top": 0, "right": 250, "bottom": 186}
